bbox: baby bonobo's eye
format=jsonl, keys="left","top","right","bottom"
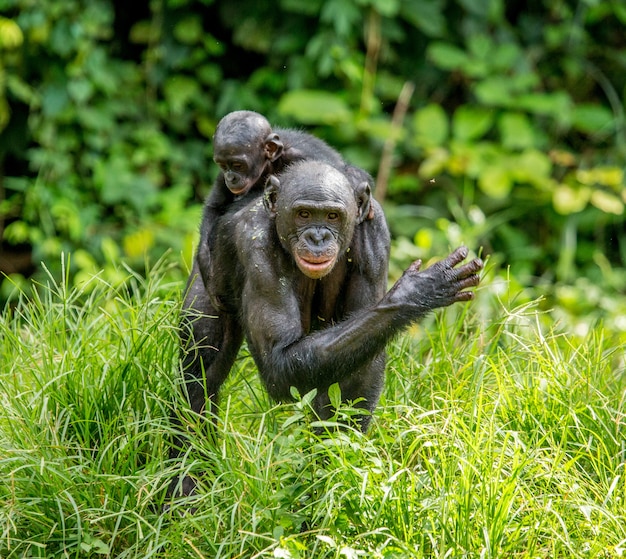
{"left": 231, "top": 162, "right": 244, "bottom": 172}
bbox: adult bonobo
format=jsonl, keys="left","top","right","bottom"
{"left": 196, "top": 110, "right": 374, "bottom": 303}
{"left": 178, "top": 160, "right": 483, "bottom": 449}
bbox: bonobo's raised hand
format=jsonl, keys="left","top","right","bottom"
{"left": 386, "top": 246, "right": 483, "bottom": 314}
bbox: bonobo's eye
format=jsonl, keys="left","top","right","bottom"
{"left": 327, "top": 212, "right": 339, "bottom": 222}
{"left": 297, "top": 210, "right": 311, "bottom": 220}
{"left": 231, "top": 162, "right": 245, "bottom": 172}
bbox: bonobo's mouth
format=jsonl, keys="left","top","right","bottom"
{"left": 228, "top": 184, "right": 250, "bottom": 196}
{"left": 295, "top": 254, "right": 336, "bottom": 279}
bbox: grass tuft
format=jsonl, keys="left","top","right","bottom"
{"left": 1, "top": 264, "right": 625, "bottom": 557}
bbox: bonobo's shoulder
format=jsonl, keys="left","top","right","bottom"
{"left": 226, "top": 196, "right": 272, "bottom": 249}
{"left": 274, "top": 127, "right": 344, "bottom": 167}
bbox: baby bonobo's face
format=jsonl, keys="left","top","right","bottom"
{"left": 214, "top": 147, "right": 260, "bottom": 195}
{"left": 213, "top": 111, "right": 274, "bottom": 196}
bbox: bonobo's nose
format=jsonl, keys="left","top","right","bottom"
{"left": 304, "top": 228, "right": 332, "bottom": 247}
{"left": 226, "top": 171, "right": 239, "bottom": 185}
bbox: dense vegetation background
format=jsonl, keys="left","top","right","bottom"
{"left": 1, "top": 0, "right": 626, "bottom": 321}
{"left": 2, "top": 1, "right": 626, "bottom": 556}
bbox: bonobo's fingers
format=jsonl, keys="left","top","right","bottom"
{"left": 457, "top": 271, "right": 481, "bottom": 290}
{"left": 445, "top": 246, "right": 469, "bottom": 268}
{"left": 455, "top": 257, "right": 484, "bottom": 279}
{"left": 452, "top": 257, "right": 483, "bottom": 302}
{"left": 454, "top": 290, "right": 475, "bottom": 302}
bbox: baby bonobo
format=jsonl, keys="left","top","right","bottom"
{"left": 196, "top": 110, "right": 374, "bottom": 306}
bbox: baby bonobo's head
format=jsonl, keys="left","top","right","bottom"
{"left": 213, "top": 110, "right": 283, "bottom": 196}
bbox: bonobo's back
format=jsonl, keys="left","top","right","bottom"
{"left": 273, "top": 127, "right": 345, "bottom": 172}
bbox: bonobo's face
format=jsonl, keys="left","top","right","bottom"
{"left": 213, "top": 141, "right": 267, "bottom": 196}
{"left": 266, "top": 162, "right": 359, "bottom": 280}
{"left": 213, "top": 111, "right": 274, "bottom": 196}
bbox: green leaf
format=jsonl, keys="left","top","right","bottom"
{"left": 452, "top": 106, "right": 494, "bottom": 141}
{"left": 278, "top": 90, "right": 351, "bottom": 125}
{"left": 41, "top": 83, "right": 70, "bottom": 117}
{"left": 327, "top": 383, "right": 342, "bottom": 411}
{"left": 512, "top": 150, "right": 552, "bottom": 185}
{"left": 467, "top": 34, "right": 493, "bottom": 60}
{"left": 491, "top": 42, "right": 522, "bottom": 71}
{"left": 173, "top": 16, "right": 203, "bottom": 45}
{"left": 400, "top": 0, "right": 446, "bottom": 37}
{"left": 418, "top": 147, "right": 449, "bottom": 178}
{"left": 458, "top": 0, "right": 491, "bottom": 16}
{"left": 369, "top": 0, "right": 400, "bottom": 17}
{"left": 590, "top": 190, "right": 624, "bottom": 215}
{"left": 478, "top": 166, "right": 512, "bottom": 198}
{"left": 498, "top": 112, "right": 535, "bottom": 149}
{"left": 320, "top": 0, "right": 362, "bottom": 36}
{"left": 553, "top": 184, "right": 590, "bottom": 215}
{"left": 474, "top": 77, "right": 514, "bottom": 106}
{"left": 517, "top": 92, "right": 572, "bottom": 120}
{"left": 412, "top": 104, "right": 449, "bottom": 147}
{"left": 67, "top": 78, "right": 94, "bottom": 104}
{"left": 576, "top": 166, "right": 624, "bottom": 188}
{"left": 571, "top": 103, "right": 615, "bottom": 135}
{"left": 163, "top": 75, "right": 200, "bottom": 114}
{"left": 427, "top": 42, "right": 470, "bottom": 70}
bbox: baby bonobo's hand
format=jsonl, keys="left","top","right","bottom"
{"left": 389, "top": 246, "right": 483, "bottom": 313}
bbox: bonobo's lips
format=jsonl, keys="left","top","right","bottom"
{"left": 228, "top": 184, "right": 250, "bottom": 196}
{"left": 295, "top": 254, "right": 336, "bottom": 279}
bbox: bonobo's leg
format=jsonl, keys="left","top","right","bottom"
{"left": 171, "top": 260, "right": 243, "bottom": 455}
{"left": 168, "top": 262, "right": 243, "bottom": 498}
{"left": 312, "top": 352, "right": 386, "bottom": 433}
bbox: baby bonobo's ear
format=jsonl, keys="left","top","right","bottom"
{"left": 264, "top": 133, "right": 284, "bottom": 162}
{"left": 354, "top": 181, "right": 372, "bottom": 224}
{"left": 263, "top": 175, "right": 280, "bottom": 217}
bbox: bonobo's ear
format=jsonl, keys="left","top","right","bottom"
{"left": 263, "top": 175, "right": 280, "bottom": 217}
{"left": 354, "top": 181, "right": 373, "bottom": 223}
{"left": 264, "top": 133, "right": 284, "bottom": 162}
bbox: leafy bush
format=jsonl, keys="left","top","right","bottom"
{"left": 1, "top": 0, "right": 625, "bottom": 301}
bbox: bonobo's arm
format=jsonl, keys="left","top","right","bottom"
{"left": 243, "top": 246, "right": 483, "bottom": 401}
{"left": 196, "top": 175, "right": 234, "bottom": 293}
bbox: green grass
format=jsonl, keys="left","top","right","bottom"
{"left": 1, "top": 263, "right": 625, "bottom": 558}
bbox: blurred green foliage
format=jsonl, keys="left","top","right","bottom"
{"left": 1, "top": 0, "right": 625, "bottom": 309}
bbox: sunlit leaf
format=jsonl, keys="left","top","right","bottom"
{"left": 427, "top": 42, "right": 470, "bottom": 70}
{"left": 452, "top": 106, "right": 494, "bottom": 141}
{"left": 278, "top": 90, "right": 351, "bottom": 125}
{"left": 552, "top": 184, "right": 590, "bottom": 215}
{"left": 590, "top": 190, "right": 624, "bottom": 215}
{"left": 576, "top": 166, "right": 624, "bottom": 188}
{"left": 413, "top": 104, "right": 448, "bottom": 147}
{"left": 328, "top": 383, "right": 342, "bottom": 411}
{"left": 123, "top": 228, "right": 155, "bottom": 258}
{"left": 163, "top": 75, "right": 200, "bottom": 114}
{"left": 498, "top": 112, "right": 535, "bottom": 149}
{"left": 512, "top": 149, "right": 553, "bottom": 184}
{"left": 517, "top": 92, "right": 572, "bottom": 121}
{"left": 418, "top": 147, "right": 449, "bottom": 178}
{"left": 173, "top": 16, "right": 203, "bottom": 45}
{"left": 478, "top": 166, "right": 512, "bottom": 198}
